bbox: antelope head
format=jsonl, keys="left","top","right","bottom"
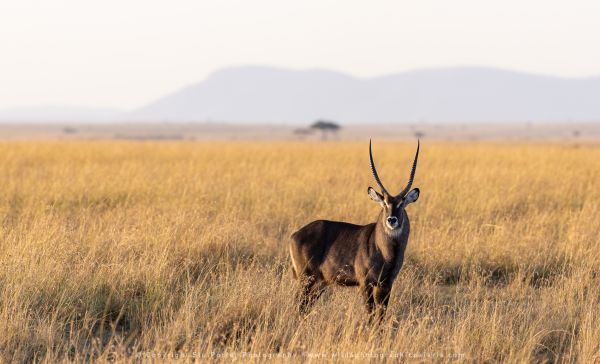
{"left": 367, "top": 140, "right": 420, "bottom": 232}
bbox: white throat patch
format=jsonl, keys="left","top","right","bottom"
{"left": 387, "top": 225, "right": 404, "bottom": 239}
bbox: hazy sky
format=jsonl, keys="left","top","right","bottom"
{"left": 1, "top": 0, "right": 599, "bottom": 110}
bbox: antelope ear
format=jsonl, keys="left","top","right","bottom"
{"left": 404, "top": 188, "right": 420, "bottom": 205}
{"left": 368, "top": 187, "right": 384, "bottom": 203}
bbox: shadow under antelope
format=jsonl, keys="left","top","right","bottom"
{"left": 288, "top": 140, "right": 420, "bottom": 321}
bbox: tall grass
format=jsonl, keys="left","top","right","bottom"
{"left": 0, "top": 141, "right": 599, "bottom": 362}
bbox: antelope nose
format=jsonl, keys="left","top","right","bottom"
{"left": 387, "top": 216, "right": 398, "bottom": 225}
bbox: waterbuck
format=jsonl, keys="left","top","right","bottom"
{"left": 289, "top": 140, "right": 420, "bottom": 321}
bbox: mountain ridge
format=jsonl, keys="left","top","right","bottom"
{"left": 2, "top": 66, "right": 600, "bottom": 123}
{"left": 131, "top": 66, "right": 600, "bottom": 123}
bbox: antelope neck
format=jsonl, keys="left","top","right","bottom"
{"left": 374, "top": 210, "right": 404, "bottom": 261}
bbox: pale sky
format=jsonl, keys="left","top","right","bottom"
{"left": 1, "top": 0, "right": 599, "bottom": 110}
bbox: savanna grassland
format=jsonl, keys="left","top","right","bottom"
{"left": 1, "top": 141, "right": 599, "bottom": 363}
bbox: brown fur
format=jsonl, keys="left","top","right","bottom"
{"left": 289, "top": 141, "right": 421, "bottom": 321}
{"left": 289, "top": 208, "right": 412, "bottom": 321}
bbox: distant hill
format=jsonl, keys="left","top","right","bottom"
{"left": 2, "top": 66, "right": 600, "bottom": 123}
{"left": 132, "top": 66, "right": 600, "bottom": 123}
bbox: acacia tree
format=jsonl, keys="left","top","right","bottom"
{"left": 310, "top": 120, "right": 341, "bottom": 140}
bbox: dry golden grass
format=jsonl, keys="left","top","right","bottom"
{"left": 0, "top": 141, "right": 599, "bottom": 362}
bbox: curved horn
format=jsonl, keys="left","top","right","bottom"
{"left": 369, "top": 139, "right": 390, "bottom": 196}
{"left": 398, "top": 140, "right": 420, "bottom": 198}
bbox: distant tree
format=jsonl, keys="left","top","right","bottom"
{"left": 573, "top": 130, "right": 581, "bottom": 138}
{"left": 63, "top": 126, "right": 77, "bottom": 134}
{"left": 292, "top": 128, "right": 313, "bottom": 139}
{"left": 310, "top": 119, "right": 341, "bottom": 140}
